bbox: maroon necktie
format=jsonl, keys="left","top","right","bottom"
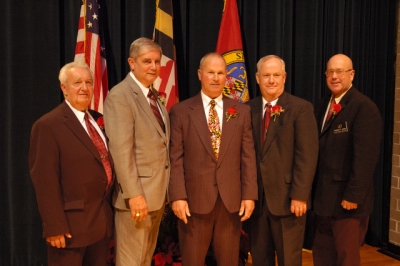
{"left": 262, "top": 103, "right": 272, "bottom": 143}
{"left": 84, "top": 113, "right": 112, "bottom": 189}
{"left": 325, "top": 98, "right": 336, "bottom": 122}
{"left": 147, "top": 89, "right": 165, "bottom": 133}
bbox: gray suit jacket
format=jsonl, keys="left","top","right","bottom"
{"left": 247, "top": 92, "right": 319, "bottom": 216}
{"left": 104, "top": 73, "right": 170, "bottom": 212}
{"left": 168, "top": 93, "right": 258, "bottom": 214}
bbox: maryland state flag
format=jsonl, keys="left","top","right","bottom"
{"left": 216, "top": 0, "right": 249, "bottom": 103}
{"left": 153, "top": 0, "right": 179, "bottom": 111}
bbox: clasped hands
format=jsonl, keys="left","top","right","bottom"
{"left": 171, "top": 199, "right": 255, "bottom": 224}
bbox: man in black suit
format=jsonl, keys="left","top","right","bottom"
{"left": 247, "top": 55, "right": 319, "bottom": 266}
{"left": 29, "top": 62, "right": 114, "bottom": 266}
{"left": 312, "top": 54, "right": 382, "bottom": 266}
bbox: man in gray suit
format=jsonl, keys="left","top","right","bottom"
{"left": 104, "top": 37, "right": 170, "bottom": 266}
{"left": 168, "top": 53, "right": 258, "bottom": 266}
{"left": 247, "top": 55, "right": 319, "bottom": 266}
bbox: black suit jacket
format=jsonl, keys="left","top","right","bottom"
{"left": 313, "top": 87, "right": 382, "bottom": 218}
{"left": 29, "top": 101, "right": 114, "bottom": 248}
{"left": 247, "top": 92, "right": 319, "bottom": 216}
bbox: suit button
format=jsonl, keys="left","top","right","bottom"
{"left": 103, "top": 180, "right": 107, "bottom": 184}
{"left": 165, "top": 165, "right": 169, "bottom": 169}
{"left": 214, "top": 183, "right": 217, "bottom": 186}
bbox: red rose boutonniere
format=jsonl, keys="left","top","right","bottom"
{"left": 158, "top": 92, "right": 167, "bottom": 106}
{"left": 270, "top": 105, "right": 285, "bottom": 121}
{"left": 331, "top": 103, "right": 342, "bottom": 118}
{"left": 96, "top": 116, "right": 105, "bottom": 130}
{"left": 226, "top": 106, "right": 238, "bottom": 122}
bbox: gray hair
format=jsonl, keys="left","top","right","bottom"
{"left": 256, "top": 55, "right": 286, "bottom": 72}
{"left": 129, "top": 37, "right": 162, "bottom": 60}
{"left": 59, "top": 61, "right": 93, "bottom": 85}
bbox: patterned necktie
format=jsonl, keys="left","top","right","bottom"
{"left": 147, "top": 89, "right": 165, "bottom": 133}
{"left": 262, "top": 103, "right": 272, "bottom": 143}
{"left": 208, "top": 100, "right": 221, "bottom": 160}
{"left": 84, "top": 113, "right": 112, "bottom": 189}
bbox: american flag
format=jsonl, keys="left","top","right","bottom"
{"left": 74, "top": 0, "right": 115, "bottom": 114}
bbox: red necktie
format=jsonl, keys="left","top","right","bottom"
{"left": 147, "top": 89, "right": 165, "bottom": 133}
{"left": 84, "top": 113, "right": 112, "bottom": 189}
{"left": 325, "top": 98, "right": 336, "bottom": 123}
{"left": 262, "top": 103, "right": 272, "bottom": 143}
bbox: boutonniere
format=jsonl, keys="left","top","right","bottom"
{"left": 270, "top": 105, "right": 284, "bottom": 121}
{"left": 226, "top": 106, "right": 238, "bottom": 122}
{"left": 96, "top": 116, "right": 105, "bottom": 130}
{"left": 331, "top": 103, "right": 342, "bottom": 118}
{"left": 157, "top": 92, "right": 167, "bottom": 106}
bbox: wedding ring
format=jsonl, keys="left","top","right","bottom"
{"left": 136, "top": 212, "right": 140, "bottom": 217}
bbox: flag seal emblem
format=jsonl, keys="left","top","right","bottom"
{"left": 222, "top": 50, "right": 249, "bottom": 102}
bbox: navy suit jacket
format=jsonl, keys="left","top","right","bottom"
{"left": 313, "top": 87, "right": 382, "bottom": 218}
{"left": 247, "top": 92, "right": 319, "bottom": 216}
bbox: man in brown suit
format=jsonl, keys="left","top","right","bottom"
{"left": 29, "top": 62, "right": 114, "bottom": 266}
{"left": 247, "top": 55, "right": 319, "bottom": 266}
{"left": 168, "top": 53, "right": 258, "bottom": 266}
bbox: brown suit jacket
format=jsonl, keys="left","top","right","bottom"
{"left": 168, "top": 93, "right": 258, "bottom": 214}
{"left": 29, "top": 101, "right": 114, "bottom": 248}
{"left": 247, "top": 92, "right": 319, "bottom": 216}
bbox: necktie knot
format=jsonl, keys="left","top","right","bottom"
{"left": 210, "top": 99, "right": 216, "bottom": 108}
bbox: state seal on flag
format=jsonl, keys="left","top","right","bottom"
{"left": 222, "top": 50, "right": 249, "bottom": 103}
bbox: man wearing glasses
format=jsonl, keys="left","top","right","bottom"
{"left": 312, "top": 54, "right": 382, "bottom": 265}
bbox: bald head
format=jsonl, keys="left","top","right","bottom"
{"left": 326, "top": 54, "right": 353, "bottom": 70}
{"left": 325, "top": 54, "right": 355, "bottom": 97}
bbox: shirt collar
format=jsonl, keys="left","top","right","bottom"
{"left": 201, "top": 90, "right": 223, "bottom": 109}
{"left": 130, "top": 72, "right": 150, "bottom": 96}
{"left": 262, "top": 97, "right": 279, "bottom": 109}
{"left": 332, "top": 84, "right": 352, "bottom": 103}
{"left": 65, "top": 99, "right": 86, "bottom": 123}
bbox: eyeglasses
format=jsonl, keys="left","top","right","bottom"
{"left": 325, "top": 69, "right": 352, "bottom": 77}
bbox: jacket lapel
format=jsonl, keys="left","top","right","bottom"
{"left": 60, "top": 102, "right": 102, "bottom": 164}
{"left": 262, "top": 92, "right": 289, "bottom": 155}
{"left": 127, "top": 75, "right": 167, "bottom": 141}
{"left": 189, "top": 94, "right": 216, "bottom": 161}
{"left": 217, "top": 98, "right": 238, "bottom": 164}
{"left": 319, "top": 87, "right": 354, "bottom": 136}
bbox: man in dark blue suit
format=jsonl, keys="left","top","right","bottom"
{"left": 312, "top": 54, "right": 382, "bottom": 266}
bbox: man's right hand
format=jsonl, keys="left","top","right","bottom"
{"left": 129, "top": 195, "right": 148, "bottom": 221}
{"left": 172, "top": 200, "right": 191, "bottom": 224}
{"left": 46, "top": 233, "right": 72, "bottom": 248}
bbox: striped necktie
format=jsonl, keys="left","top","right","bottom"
{"left": 147, "top": 89, "right": 165, "bottom": 133}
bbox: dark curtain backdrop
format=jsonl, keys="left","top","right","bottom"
{"left": 0, "top": 0, "right": 397, "bottom": 265}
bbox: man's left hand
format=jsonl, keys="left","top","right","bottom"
{"left": 239, "top": 200, "right": 255, "bottom": 221}
{"left": 341, "top": 200, "right": 358, "bottom": 210}
{"left": 290, "top": 199, "right": 307, "bottom": 217}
